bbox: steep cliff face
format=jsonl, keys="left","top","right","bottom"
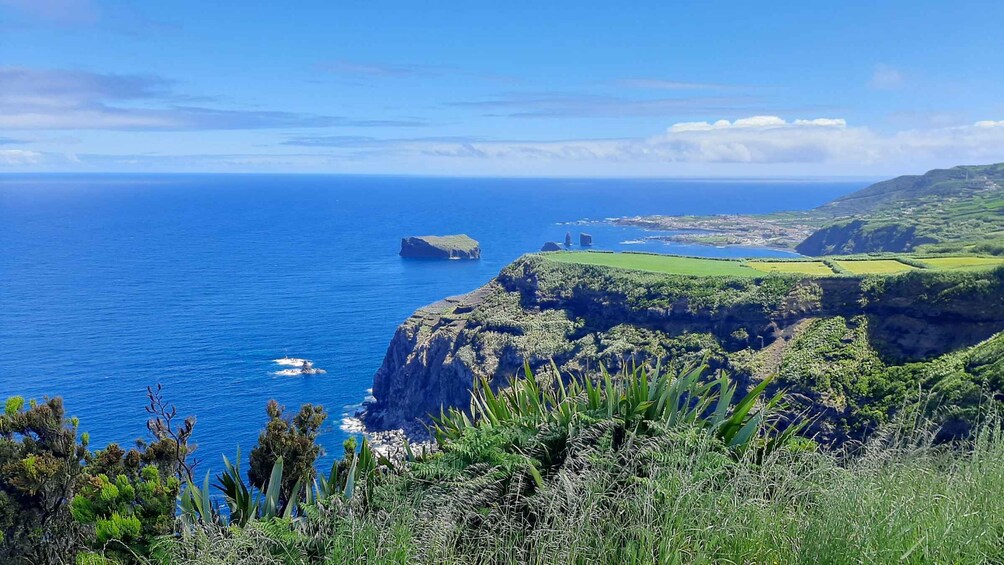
{"left": 363, "top": 256, "right": 1004, "bottom": 444}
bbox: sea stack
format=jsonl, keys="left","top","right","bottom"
{"left": 580, "top": 233, "right": 593, "bottom": 246}
{"left": 400, "top": 234, "right": 481, "bottom": 259}
{"left": 541, "top": 241, "right": 563, "bottom": 252}
{"left": 565, "top": 231, "right": 573, "bottom": 246}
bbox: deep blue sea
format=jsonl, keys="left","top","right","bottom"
{"left": 0, "top": 174, "right": 861, "bottom": 471}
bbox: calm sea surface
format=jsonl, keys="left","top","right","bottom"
{"left": 0, "top": 174, "right": 861, "bottom": 470}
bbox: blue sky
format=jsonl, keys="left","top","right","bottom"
{"left": 2, "top": 0, "right": 1004, "bottom": 176}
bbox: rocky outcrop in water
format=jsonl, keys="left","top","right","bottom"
{"left": 400, "top": 235, "right": 480, "bottom": 259}
{"left": 580, "top": 233, "right": 593, "bottom": 246}
{"left": 540, "top": 242, "right": 562, "bottom": 252}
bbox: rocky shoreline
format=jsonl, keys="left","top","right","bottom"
{"left": 612, "top": 214, "right": 819, "bottom": 249}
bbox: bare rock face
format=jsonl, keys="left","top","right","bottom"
{"left": 362, "top": 288, "right": 492, "bottom": 435}
{"left": 580, "top": 233, "right": 593, "bottom": 246}
{"left": 540, "top": 241, "right": 562, "bottom": 252}
{"left": 565, "top": 231, "right": 573, "bottom": 246}
{"left": 400, "top": 234, "right": 480, "bottom": 259}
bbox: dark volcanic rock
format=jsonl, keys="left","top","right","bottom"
{"left": 400, "top": 234, "right": 480, "bottom": 259}
{"left": 541, "top": 242, "right": 562, "bottom": 252}
{"left": 580, "top": 233, "right": 593, "bottom": 246}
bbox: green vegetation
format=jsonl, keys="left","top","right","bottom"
{"left": 545, "top": 251, "right": 753, "bottom": 276}
{"left": 0, "top": 397, "right": 88, "bottom": 564}
{"left": 5, "top": 359, "right": 1004, "bottom": 563}
{"left": 832, "top": 259, "right": 916, "bottom": 274}
{"left": 797, "top": 163, "right": 1004, "bottom": 255}
{"left": 747, "top": 260, "right": 834, "bottom": 275}
{"left": 376, "top": 254, "right": 1004, "bottom": 449}
{"left": 919, "top": 255, "right": 1004, "bottom": 270}
{"left": 413, "top": 234, "right": 478, "bottom": 253}
{"left": 543, "top": 250, "right": 1003, "bottom": 279}
{"left": 248, "top": 400, "right": 327, "bottom": 507}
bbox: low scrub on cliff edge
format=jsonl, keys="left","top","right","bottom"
{"left": 163, "top": 418, "right": 1004, "bottom": 565}
{"left": 6, "top": 365, "right": 1004, "bottom": 564}
{"left": 160, "top": 366, "right": 1004, "bottom": 565}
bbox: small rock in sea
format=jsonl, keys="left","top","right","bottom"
{"left": 580, "top": 233, "right": 593, "bottom": 246}
{"left": 565, "top": 231, "right": 573, "bottom": 246}
{"left": 400, "top": 234, "right": 481, "bottom": 260}
{"left": 541, "top": 241, "right": 563, "bottom": 252}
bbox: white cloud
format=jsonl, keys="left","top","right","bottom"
{"left": 667, "top": 115, "right": 845, "bottom": 133}
{"left": 0, "top": 149, "right": 43, "bottom": 165}
{"left": 793, "top": 118, "right": 847, "bottom": 127}
{"left": 13, "top": 116, "right": 1004, "bottom": 176}
{"left": 0, "top": 67, "right": 422, "bottom": 130}
{"left": 870, "top": 64, "right": 904, "bottom": 90}
{"left": 402, "top": 117, "right": 1004, "bottom": 169}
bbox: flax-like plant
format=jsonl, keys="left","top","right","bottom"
{"left": 180, "top": 455, "right": 302, "bottom": 528}
{"left": 432, "top": 362, "right": 802, "bottom": 457}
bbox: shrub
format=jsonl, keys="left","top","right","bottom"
{"left": 249, "top": 401, "right": 327, "bottom": 508}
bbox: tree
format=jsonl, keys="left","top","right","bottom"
{"left": 248, "top": 400, "right": 326, "bottom": 507}
{"left": 0, "top": 396, "right": 88, "bottom": 564}
{"left": 141, "top": 384, "right": 197, "bottom": 483}
{"left": 71, "top": 443, "right": 181, "bottom": 562}
{"left": 71, "top": 385, "right": 195, "bottom": 562}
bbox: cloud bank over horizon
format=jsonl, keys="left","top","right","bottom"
{"left": 7, "top": 114, "right": 1004, "bottom": 177}
{"left": 2, "top": 1, "right": 1004, "bottom": 177}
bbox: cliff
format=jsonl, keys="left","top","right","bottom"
{"left": 363, "top": 255, "right": 1004, "bottom": 444}
{"left": 400, "top": 234, "right": 481, "bottom": 259}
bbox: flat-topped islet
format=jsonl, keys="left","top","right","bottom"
{"left": 400, "top": 234, "right": 481, "bottom": 260}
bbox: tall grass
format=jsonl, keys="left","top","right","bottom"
{"left": 160, "top": 365, "right": 1004, "bottom": 564}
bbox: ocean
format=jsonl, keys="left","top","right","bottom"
{"left": 0, "top": 174, "right": 861, "bottom": 471}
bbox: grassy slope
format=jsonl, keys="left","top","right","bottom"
{"left": 921, "top": 256, "right": 1004, "bottom": 269}
{"left": 544, "top": 251, "right": 754, "bottom": 276}
{"left": 833, "top": 259, "right": 916, "bottom": 274}
{"left": 798, "top": 163, "right": 1004, "bottom": 255}
{"left": 412, "top": 234, "right": 480, "bottom": 253}
{"left": 747, "top": 260, "right": 833, "bottom": 275}
{"left": 544, "top": 250, "right": 1004, "bottom": 278}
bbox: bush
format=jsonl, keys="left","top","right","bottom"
{"left": 249, "top": 401, "right": 327, "bottom": 508}
{"left": 0, "top": 397, "right": 88, "bottom": 564}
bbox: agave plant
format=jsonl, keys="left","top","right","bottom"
{"left": 432, "top": 362, "right": 803, "bottom": 457}
{"left": 180, "top": 453, "right": 301, "bottom": 528}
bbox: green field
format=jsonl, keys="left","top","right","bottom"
{"left": 833, "top": 259, "right": 916, "bottom": 274}
{"left": 544, "top": 251, "right": 1003, "bottom": 278}
{"left": 544, "top": 252, "right": 753, "bottom": 276}
{"left": 747, "top": 261, "right": 835, "bottom": 275}
{"left": 920, "top": 256, "right": 1004, "bottom": 270}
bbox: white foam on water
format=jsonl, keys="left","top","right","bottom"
{"left": 273, "top": 357, "right": 308, "bottom": 366}
{"left": 340, "top": 415, "right": 365, "bottom": 434}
